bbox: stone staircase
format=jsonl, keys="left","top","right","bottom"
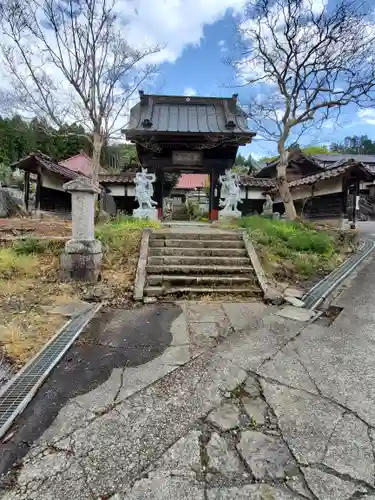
{"left": 144, "top": 229, "right": 260, "bottom": 298}
{"left": 171, "top": 202, "right": 190, "bottom": 221}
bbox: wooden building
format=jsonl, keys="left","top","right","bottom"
{"left": 124, "top": 92, "right": 255, "bottom": 220}
{"left": 255, "top": 150, "right": 325, "bottom": 181}
{"left": 312, "top": 153, "right": 375, "bottom": 170}
{"left": 12, "top": 152, "right": 80, "bottom": 213}
{"left": 241, "top": 158, "right": 374, "bottom": 226}
{"left": 11, "top": 153, "right": 136, "bottom": 215}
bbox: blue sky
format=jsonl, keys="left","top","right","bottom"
{"left": 129, "top": 4, "right": 375, "bottom": 160}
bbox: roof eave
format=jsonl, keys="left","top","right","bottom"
{"left": 124, "top": 130, "right": 256, "bottom": 145}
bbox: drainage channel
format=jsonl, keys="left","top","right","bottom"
{"left": 303, "top": 239, "right": 375, "bottom": 310}
{"left": 0, "top": 303, "right": 101, "bottom": 439}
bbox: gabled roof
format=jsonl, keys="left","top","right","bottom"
{"left": 239, "top": 176, "right": 276, "bottom": 188}
{"left": 176, "top": 174, "right": 208, "bottom": 189}
{"left": 125, "top": 92, "right": 256, "bottom": 140}
{"left": 60, "top": 151, "right": 92, "bottom": 176}
{"left": 99, "top": 172, "right": 135, "bottom": 184}
{"left": 11, "top": 152, "right": 80, "bottom": 180}
{"left": 269, "top": 160, "right": 374, "bottom": 193}
{"left": 255, "top": 150, "right": 325, "bottom": 178}
{"left": 313, "top": 153, "right": 375, "bottom": 165}
{"left": 61, "top": 151, "right": 109, "bottom": 175}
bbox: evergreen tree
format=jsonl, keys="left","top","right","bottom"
{"left": 331, "top": 135, "right": 375, "bottom": 154}
{"left": 0, "top": 115, "right": 91, "bottom": 165}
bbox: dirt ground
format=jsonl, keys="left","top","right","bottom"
{"left": 0, "top": 218, "right": 71, "bottom": 239}
{"left": 0, "top": 273, "right": 78, "bottom": 367}
{"left": 0, "top": 218, "right": 141, "bottom": 370}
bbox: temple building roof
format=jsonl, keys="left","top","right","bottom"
{"left": 125, "top": 92, "right": 255, "bottom": 141}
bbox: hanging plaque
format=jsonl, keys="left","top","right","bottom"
{"left": 172, "top": 151, "right": 202, "bottom": 165}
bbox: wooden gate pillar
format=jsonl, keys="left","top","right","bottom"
{"left": 158, "top": 167, "right": 164, "bottom": 219}
{"left": 209, "top": 169, "right": 220, "bottom": 221}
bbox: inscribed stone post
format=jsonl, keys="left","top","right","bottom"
{"left": 61, "top": 176, "right": 102, "bottom": 282}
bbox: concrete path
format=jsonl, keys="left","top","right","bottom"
{"left": 2, "top": 257, "right": 375, "bottom": 499}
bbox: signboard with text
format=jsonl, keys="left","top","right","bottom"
{"left": 172, "top": 151, "right": 202, "bottom": 165}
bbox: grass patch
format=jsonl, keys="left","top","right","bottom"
{"left": 0, "top": 248, "right": 38, "bottom": 278}
{"left": 238, "top": 216, "right": 347, "bottom": 282}
{"left": 96, "top": 216, "right": 158, "bottom": 250}
{"left": 95, "top": 216, "right": 160, "bottom": 294}
{"left": 0, "top": 216, "right": 161, "bottom": 367}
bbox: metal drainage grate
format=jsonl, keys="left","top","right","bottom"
{"left": 303, "top": 239, "right": 375, "bottom": 310}
{"left": 0, "top": 304, "right": 101, "bottom": 439}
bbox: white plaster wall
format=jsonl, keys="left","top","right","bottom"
{"left": 103, "top": 184, "right": 136, "bottom": 197}
{"left": 273, "top": 177, "right": 342, "bottom": 202}
{"left": 240, "top": 188, "right": 266, "bottom": 200}
{"left": 106, "top": 185, "right": 125, "bottom": 196}
{"left": 42, "top": 173, "right": 65, "bottom": 192}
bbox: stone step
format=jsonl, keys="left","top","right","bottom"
{"left": 147, "top": 274, "right": 256, "bottom": 286}
{"left": 148, "top": 247, "right": 248, "bottom": 257}
{"left": 148, "top": 256, "right": 251, "bottom": 266}
{"left": 150, "top": 239, "right": 245, "bottom": 249}
{"left": 144, "top": 285, "right": 261, "bottom": 297}
{"left": 151, "top": 231, "right": 243, "bottom": 241}
{"left": 146, "top": 264, "right": 254, "bottom": 275}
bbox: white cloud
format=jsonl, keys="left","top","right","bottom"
{"left": 358, "top": 109, "right": 375, "bottom": 125}
{"left": 302, "top": 0, "right": 328, "bottom": 14}
{"left": 322, "top": 118, "right": 336, "bottom": 129}
{"left": 237, "top": 0, "right": 337, "bottom": 85}
{"left": 184, "top": 87, "right": 198, "bottom": 96}
{"left": 118, "top": 0, "right": 247, "bottom": 64}
{"left": 218, "top": 39, "right": 228, "bottom": 52}
{"left": 0, "top": 0, "right": 250, "bottom": 135}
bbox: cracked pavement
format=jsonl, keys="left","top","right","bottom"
{"left": 2, "top": 257, "right": 375, "bottom": 499}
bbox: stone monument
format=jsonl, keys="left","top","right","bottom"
{"left": 61, "top": 176, "right": 102, "bottom": 282}
{"left": 218, "top": 169, "right": 242, "bottom": 219}
{"left": 133, "top": 168, "right": 158, "bottom": 220}
{"left": 261, "top": 194, "right": 280, "bottom": 219}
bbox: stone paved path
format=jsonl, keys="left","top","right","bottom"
{"left": 2, "top": 257, "right": 375, "bottom": 499}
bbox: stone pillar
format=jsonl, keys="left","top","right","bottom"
{"left": 61, "top": 176, "right": 102, "bottom": 282}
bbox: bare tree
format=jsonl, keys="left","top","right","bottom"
{"left": 233, "top": 0, "right": 375, "bottom": 218}
{"left": 0, "top": 0, "right": 162, "bottom": 183}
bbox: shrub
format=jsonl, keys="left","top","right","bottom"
{"left": 13, "top": 238, "right": 46, "bottom": 255}
{"left": 238, "top": 215, "right": 343, "bottom": 280}
{"left": 286, "top": 231, "right": 333, "bottom": 254}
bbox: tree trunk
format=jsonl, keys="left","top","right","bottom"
{"left": 91, "top": 130, "right": 103, "bottom": 185}
{"left": 277, "top": 149, "right": 297, "bottom": 220}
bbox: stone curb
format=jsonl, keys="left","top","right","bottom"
{"left": 134, "top": 228, "right": 152, "bottom": 301}
{"left": 0, "top": 303, "right": 102, "bottom": 440}
{"left": 242, "top": 231, "right": 283, "bottom": 305}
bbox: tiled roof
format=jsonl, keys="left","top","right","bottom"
{"left": 255, "top": 151, "right": 324, "bottom": 178}
{"left": 125, "top": 93, "right": 255, "bottom": 138}
{"left": 239, "top": 176, "right": 276, "bottom": 188}
{"left": 269, "top": 160, "right": 374, "bottom": 192}
{"left": 313, "top": 153, "right": 375, "bottom": 165}
{"left": 176, "top": 174, "right": 208, "bottom": 189}
{"left": 11, "top": 153, "right": 80, "bottom": 180}
{"left": 99, "top": 172, "right": 135, "bottom": 184}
